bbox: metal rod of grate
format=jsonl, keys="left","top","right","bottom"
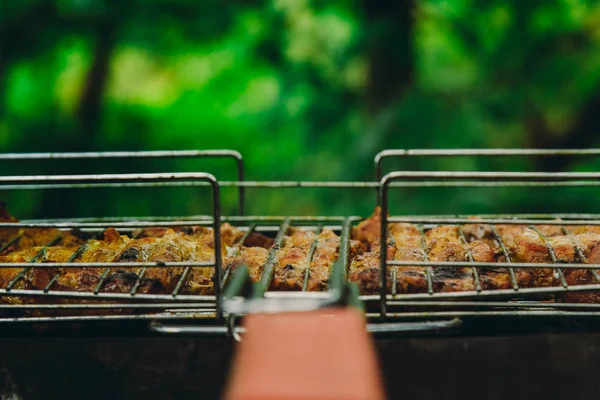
{"left": 252, "top": 218, "right": 290, "bottom": 298}
{"left": 529, "top": 226, "right": 568, "bottom": 288}
{"left": 491, "top": 226, "right": 519, "bottom": 290}
{"left": 417, "top": 225, "right": 435, "bottom": 295}
{"left": 377, "top": 170, "right": 600, "bottom": 314}
{"left": 6, "top": 235, "right": 62, "bottom": 290}
{"left": 45, "top": 243, "right": 88, "bottom": 293}
{"left": 4, "top": 152, "right": 600, "bottom": 322}
{"left": 374, "top": 148, "right": 600, "bottom": 181}
{"left": 302, "top": 224, "right": 323, "bottom": 291}
{"left": 221, "top": 223, "right": 257, "bottom": 286}
{"left": 0, "top": 172, "right": 224, "bottom": 314}
{"left": 0, "top": 150, "right": 246, "bottom": 216}
{"left": 562, "top": 226, "right": 600, "bottom": 282}
{"left": 458, "top": 226, "right": 482, "bottom": 292}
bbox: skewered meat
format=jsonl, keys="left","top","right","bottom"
{"left": 425, "top": 225, "right": 475, "bottom": 292}
{"left": 353, "top": 207, "right": 383, "bottom": 250}
{"left": 348, "top": 208, "right": 396, "bottom": 293}
{"left": 511, "top": 228, "right": 600, "bottom": 302}
{"left": 306, "top": 229, "right": 340, "bottom": 291}
{"left": 0, "top": 223, "right": 246, "bottom": 300}
{"left": 271, "top": 228, "right": 317, "bottom": 291}
{"left": 389, "top": 223, "right": 428, "bottom": 294}
{"left": 349, "top": 210, "right": 531, "bottom": 294}
{"left": 3, "top": 200, "right": 600, "bottom": 308}
{"left": 223, "top": 247, "right": 270, "bottom": 285}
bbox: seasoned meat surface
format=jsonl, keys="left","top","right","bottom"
{"left": 3, "top": 202, "right": 600, "bottom": 307}
{"left": 306, "top": 229, "right": 340, "bottom": 291}
{"left": 271, "top": 228, "right": 316, "bottom": 291}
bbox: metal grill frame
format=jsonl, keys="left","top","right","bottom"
{"left": 1, "top": 149, "right": 600, "bottom": 325}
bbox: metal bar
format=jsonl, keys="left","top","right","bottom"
{"left": 172, "top": 267, "right": 192, "bottom": 297}
{"left": 1, "top": 259, "right": 600, "bottom": 270}
{"left": 386, "top": 283, "right": 600, "bottom": 300}
{"left": 380, "top": 182, "right": 389, "bottom": 317}
{"left": 6, "top": 235, "right": 62, "bottom": 290}
{"left": 417, "top": 225, "right": 434, "bottom": 295}
{"left": 0, "top": 150, "right": 241, "bottom": 160}
{"left": 130, "top": 267, "right": 148, "bottom": 295}
{"left": 529, "top": 226, "right": 568, "bottom": 288}
{"left": 0, "top": 261, "right": 214, "bottom": 269}
{"left": 379, "top": 171, "right": 600, "bottom": 182}
{"left": 329, "top": 217, "right": 355, "bottom": 293}
{"left": 302, "top": 224, "right": 323, "bottom": 291}
{"left": 44, "top": 243, "right": 88, "bottom": 292}
{"left": 384, "top": 300, "right": 600, "bottom": 309}
{"left": 391, "top": 268, "right": 397, "bottom": 296}
{"left": 16, "top": 308, "right": 600, "bottom": 324}
{"left": 0, "top": 289, "right": 216, "bottom": 301}
{"left": 4, "top": 281, "right": 600, "bottom": 302}
{"left": 11, "top": 181, "right": 600, "bottom": 191}
{"left": 0, "top": 313, "right": 216, "bottom": 324}
{"left": 222, "top": 223, "right": 257, "bottom": 285}
{"left": 0, "top": 150, "right": 245, "bottom": 215}
{"left": 458, "top": 226, "right": 482, "bottom": 292}
{"left": 0, "top": 302, "right": 216, "bottom": 309}
{"left": 253, "top": 218, "right": 290, "bottom": 298}
{"left": 93, "top": 269, "right": 112, "bottom": 295}
{"left": 151, "top": 319, "right": 462, "bottom": 337}
{"left": 4, "top": 279, "right": 600, "bottom": 303}
{"left": 0, "top": 235, "right": 22, "bottom": 254}
{"left": 0, "top": 215, "right": 352, "bottom": 229}
{"left": 386, "top": 261, "right": 600, "bottom": 269}
{"left": 374, "top": 148, "right": 600, "bottom": 181}
{"left": 373, "top": 310, "right": 600, "bottom": 318}
{"left": 4, "top": 215, "right": 600, "bottom": 229}
{"left": 338, "top": 217, "right": 355, "bottom": 280}
{"left": 491, "top": 226, "right": 519, "bottom": 290}
{"left": 562, "top": 226, "right": 600, "bottom": 282}
{"left": 389, "top": 217, "right": 600, "bottom": 225}
{"left": 387, "top": 231, "right": 398, "bottom": 296}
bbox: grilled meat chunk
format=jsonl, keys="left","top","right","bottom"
{"left": 424, "top": 225, "right": 474, "bottom": 292}
{"left": 0, "top": 224, "right": 245, "bottom": 299}
{"left": 223, "top": 246, "right": 270, "bottom": 285}
{"left": 306, "top": 228, "right": 340, "bottom": 291}
{"left": 512, "top": 228, "right": 560, "bottom": 287}
{"left": 512, "top": 229, "right": 600, "bottom": 302}
{"left": 389, "top": 223, "right": 428, "bottom": 294}
{"left": 271, "top": 228, "right": 317, "bottom": 291}
{"left": 353, "top": 207, "right": 383, "bottom": 250}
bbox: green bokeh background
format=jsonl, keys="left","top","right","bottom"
{"left": 3, "top": 0, "right": 600, "bottom": 219}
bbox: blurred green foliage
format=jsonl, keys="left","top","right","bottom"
{"left": 3, "top": 0, "right": 600, "bottom": 219}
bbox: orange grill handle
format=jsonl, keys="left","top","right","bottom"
{"left": 224, "top": 307, "right": 385, "bottom": 400}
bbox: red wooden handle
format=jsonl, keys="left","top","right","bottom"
{"left": 224, "top": 307, "right": 385, "bottom": 400}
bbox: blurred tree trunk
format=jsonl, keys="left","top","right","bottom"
{"left": 527, "top": 92, "right": 600, "bottom": 170}
{"left": 363, "top": 0, "right": 414, "bottom": 116}
{"left": 353, "top": 0, "right": 415, "bottom": 170}
{"left": 76, "top": 20, "right": 116, "bottom": 147}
